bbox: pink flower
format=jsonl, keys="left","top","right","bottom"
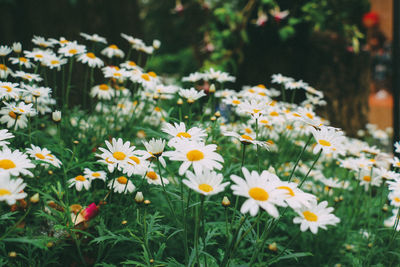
{"left": 82, "top": 203, "right": 99, "bottom": 221}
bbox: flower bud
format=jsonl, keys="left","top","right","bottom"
{"left": 214, "top": 111, "right": 221, "bottom": 117}
{"left": 177, "top": 98, "right": 183, "bottom": 105}
{"left": 144, "top": 199, "right": 151, "bottom": 205}
{"left": 8, "top": 251, "right": 17, "bottom": 258}
{"left": 12, "top": 42, "right": 22, "bottom": 53}
{"left": 267, "top": 166, "right": 276, "bottom": 174}
{"left": 135, "top": 192, "right": 144, "bottom": 203}
{"left": 209, "top": 84, "right": 216, "bottom": 93}
{"left": 52, "top": 110, "right": 61, "bottom": 122}
{"left": 268, "top": 242, "right": 277, "bottom": 252}
{"left": 222, "top": 196, "right": 230, "bottom": 207}
{"left": 30, "top": 193, "right": 40, "bottom": 203}
{"left": 152, "top": 40, "right": 161, "bottom": 49}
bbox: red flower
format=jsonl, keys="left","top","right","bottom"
{"left": 363, "top": 12, "right": 379, "bottom": 28}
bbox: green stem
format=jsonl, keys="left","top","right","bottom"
{"left": 299, "top": 149, "right": 322, "bottom": 188}
{"left": 288, "top": 134, "right": 313, "bottom": 182}
{"left": 156, "top": 159, "right": 178, "bottom": 222}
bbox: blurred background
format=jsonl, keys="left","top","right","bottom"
{"left": 0, "top": 0, "right": 394, "bottom": 137}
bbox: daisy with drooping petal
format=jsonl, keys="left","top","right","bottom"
{"left": 90, "top": 84, "right": 115, "bottom": 100}
{"left": 230, "top": 167, "right": 286, "bottom": 217}
{"left": 0, "top": 82, "right": 22, "bottom": 100}
{"left": 293, "top": 200, "right": 340, "bottom": 234}
{"left": 0, "top": 147, "right": 35, "bottom": 177}
{"left": 164, "top": 140, "right": 224, "bottom": 175}
{"left": 43, "top": 55, "right": 67, "bottom": 70}
{"left": 96, "top": 138, "right": 136, "bottom": 173}
{"left": 388, "top": 191, "right": 400, "bottom": 207}
{"left": 80, "top": 32, "right": 107, "bottom": 44}
{"left": 223, "top": 131, "right": 269, "bottom": 148}
{"left": 83, "top": 168, "right": 107, "bottom": 182}
{"left": 0, "top": 45, "right": 12, "bottom": 57}
{"left": 358, "top": 168, "right": 382, "bottom": 191}
{"left": 144, "top": 167, "right": 170, "bottom": 186}
{"left": 310, "top": 126, "right": 345, "bottom": 155}
{"left": 58, "top": 41, "right": 86, "bottom": 57}
{"left": 77, "top": 52, "right": 104, "bottom": 68}
{"left": 0, "top": 64, "right": 13, "bottom": 79}
{"left": 0, "top": 174, "right": 27, "bottom": 205}
{"left": 13, "top": 71, "right": 43, "bottom": 82}
{"left": 122, "top": 152, "right": 151, "bottom": 177}
{"left": 161, "top": 122, "right": 207, "bottom": 147}
{"left": 101, "top": 44, "right": 125, "bottom": 58}
{"left": 142, "top": 138, "right": 166, "bottom": 167}
{"left": 32, "top": 36, "right": 53, "bottom": 48}
{"left": 238, "top": 100, "right": 267, "bottom": 119}
{"left": 9, "top": 56, "right": 34, "bottom": 69}
{"left": 108, "top": 176, "right": 135, "bottom": 193}
{"left": 275, "top": 181, "right": 316, "bottom": 210}
{"left": 26, "top": 144, "right": 62, "bottom": 168}
{"left": 68, "top": 175, "right": 91, "bottom": 191}
{"left": 121, "top": 33, "right": 145, "bottom": 47}
{"left": 183, "top": 169, "right": 229, "bottom": 196}
{"left": 0, "top": 106, "right": 28, "bottom": 130}
{"left": 0, "top": 129, "right": 14, "bottom": 147}
{"left": 178, "top": 88, "right": 206, "bottom": 103}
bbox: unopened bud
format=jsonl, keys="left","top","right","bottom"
{"left": 52, "top": 110, "right": 61, "bottom": 122}
{"left": 144, "top": 199, "right": 151, "bottom": 205}
{"left": 187, "top": 99, "right": 194, "bottom": 104}
{"left": 222, "top": 196, "right": 230, "bottom": 207}
{"left": 46, "top": 242, "right": 54, "bottom": 248}
{"left": 152, "top": 40, "right": 161, "bottom": 50}
{"left": 382, "top": 204, "right": 388, "bottom": 212}
{"left": 48, "top": 170, "right": 53, "bottom": 175}
{"left": 8, "top": 251, "right": 17, "bottom": 258}
{"left": 30, "top": 193, "right": 40, "bottom": 203}
{"left": 267, "top": 166, "right": 276, "bottom": 174}
{"left": 121, "top": 220, "right": 128, "bottom": 225}
{"left": 177, "top": 98, "right": 183, "bottom": 105}
{"left": 73, "top": 140, "right": 79, "bottom": 145}
{"left": 210, "top": 116, "right": 216, "bottom": 121}
{"left": 214, "top": 111, "right": 221, "bottom": 117}
{"left": 268, "top": 242, "right": 277, "bottom": 252}
{"left": 209, "top": 84, "right": 216, "bottom": 93}
{"left": 135, "top": 192, "right": 144, "bottom": 203}
{"left": 12, "top": 42, "right": 22, "bottom": 53}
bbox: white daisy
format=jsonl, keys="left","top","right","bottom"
{"left": 108, "top": 176, "right": 135, "bottom": 194}
{"left": 0, "top": 174, "right": 27, "bottom": 205}
{"left": 144, "top": 168, "right": 170, "bottom": 186}
{"left": 183, "top": 169, "right": 229, "bottom": 196}
{"left": 0, "top": 129, "right": 14, "bottom": 147}
{"left": 230, "top": 167, "right": 286, "bottom": 217}
{"left": 0, "top": 64, "right": 13, "bottom": 79}
{"left": 13, "top": 71, "right": 42, "bottom": 82}
{"left": 101, "top": 44, "right": 125, "bottom": 58}
{"left": 310, "top": 126, "right": 345, "bottom": 155}
{"left": 161, "top": 122, "right": 207, "bottom": 147}
{"left": 80, "top": 32, "right": 107, "bottom": 44}
{"left": 293, "top": 200, "right": 340, "bottom": 234}
{"left": 58, "top": 41, "right": 86, "bottom": 57}
{"left": 68, "top": 175, "right": 91, "bottom": 191}
{"left": 96, "top": 138, "right": 136, "bottom": 173}
{"left": 0, "top": 147, "right": 35, "bottom": 177}
{"left": 164, "top": 140, "right": 224, "bottom": 175}
{"left": 223, "top": 131, "right": 269, "bottom": 148}
{"left": 0, "top": 45, "right": 12, "bottom": 57}
{"left": 275, "top": 181, "right": 316, "bottom": 209}
{"left": 0, "top": 107, "right": 28, "bottom": 130}
{"left": 0, "top": 82, "right": 22, "bottom": 100}
{"left": 77, "top": 52, "right": 104, "bottom": 68}
{"left": 83, "top": 168, "right": 107, "bottom": 182}
{"left": 9, "top": 57, "right": 34, "bottom": 69}
{"left": 90, "top": 84, "right": 115, "bottom": 100}
{"left": 26, "top": 144, "right": 62, "bottom": 168}
{"left": 178, "top": 88, "right": 206, "bottom": 103}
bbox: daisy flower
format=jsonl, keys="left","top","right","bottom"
{"left": 178, "top": 88, "right": 206, "bottom": 103}
{"left": 0, "top": 106, "right": 28, "bottom": 130}
{"left": 26, "top": 144, "right": 62, "bottom": 168}
{"left": 12, "top": 42, "right": 22, "bottom": 53}
{"left": 0, "top": 82, "right": 22, "bottom": 100}
{"left": 310, "top": 126, "right": 345, "bottom": 155}
{"left": 103, "top": 66, "right": 130, "bottom": 80}
{"left": 142, "top": 138, "right": 166, "bottom": 167}
{"left": 83, "top": 168, "right": 107, "bottom": 182}
{"left": 230, "top": 167, "right": 286, "bottom": 217}
{"left": 101, "top": 44, "right": 125, "bottom": 58}
{"left": 183, "top": 169, "right": 229, "bottom": 196}
{"left": 271, "top": 73, "right": 293, "bottom": 84}
{"left": 161, "top": 122, "right": 207, "bottom": 147}
{"left": 13, "top": 71, "right": 43, "bottom": 82}
{"left": 120, "top": 60, "right": 140, "bottom": 70}
{"left": 122, "top": 153, "right": 151, "bottom": 177}
{"left": 144, "top": 168, "right": 170, "bottom": 186}
{"left": 0, "top": 147, "right": 35, "bottom": 177}
{"left": 0, "top": 46, "right": 12, "bottom": 57}
{"left": 293, "top": 200, "right": 340, "bottom": 234}
{"left": 80, "top": 32, "right": 107, "bottom": 44}
{"left": 43, "top": 55, "right": 67, "bottom": 70}
{"left": 238, "top": 100, "right": 267, "bottom": 118}
{"left": 0, "top": 64, "right": 13, "bottom": 79}
{"left": 68, "top": 175, "right": 91, "bottom": 191}
{"left": 96, "top": 138, "right": 136, "bottom": 173}
{"left": 121, "top": 33, "right": 145, "bottom": 47}
{"left": 387, "top": 177, "right": 400, "bottom": 192}
{"left": 0, "top": 129, "right": 14, "bottom": 147}
{"left": 275, "top": 181, "right": 316, "bottom": 209}
{"left": 164, "top": 140, "right": 224, "bottom": 175}
{"left": 388, "top": 191, "right": 400, "bottom": 207}
{"left": 390, "top": 157, "right": 400, "bottom": 169}
{"left": 223, "top": 131, "right": 269, "bottom": 148}
{"left": 0, "top": 174, "right": 27, "bottom": 205}
{"left": 32, "top": 36, "right": 53, "bottom": 48}
{"left": 108, "top": 176, "right": 135, "bottom": 194}
{"left": 90, "top": 84, "right": 115, "bottom": 100}
{"left": 182, "top": 72, "right": 205, "bottom": 83}
{"left": 77, "top": 52, "right": 104, "bottom": 68}
{"left": 58, "top": 41, "right": 86, "bottom": 57}
{"left": 9, "top": 56, "right": 34, "bottom": 68}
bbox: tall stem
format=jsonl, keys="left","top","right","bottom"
{"left": 299, "top": 149, "right": 322, "bottom": 188}
{"left": 289, "top": 134, "right": 313, "bottom": 182}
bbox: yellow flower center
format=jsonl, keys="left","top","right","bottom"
{"left": 245, "top": 128, "right": 252, "bottom": 134}
{"left": 198, "top": 183, "right": 213, "bottom": 193}
{"left": 258, "top": 92, "right": 267, "bottom": 96}
{"left": 35, "top": 153, "right": 45, "bottom": 159}
{"left": 318, "top": 139, "right": 331, "bottom": 147}
{"left": 363, "top": 176, "right": 371, "bottom": 182}
{"left": 154, "top": 106, "right": 161, "bottom": 112}
{"left": 8, "top": 111, "right": 17, "bottom": 119}
{"left": 257, "top": 84, "right": 266, "bottom": 88}
{"left": 141, "top": 74, "right": 150, "bottom": 81}
{"left": 0, "top": 188, "right": 12, "bottom": 196}
{"left": 19, "top": 57, "right": 27, "bottom": 62}
{"left": 105, "top": 157, "right": 115, "bottom": 164}
{"left": 177, "top": 132, "right": 191, "bottom": 138}
{"left": 249, "top": 187, "right": 269, "bottom": 201}
{"left": 0, "top": 64, "right": 7, "bottom": 70}
{"left": 113, "top": 151, "right": 126, "bottom": 161}
{"left": 148, "top": 71, "right": 157, "bottom": 78}
{"left": 2, "top": 85, "right": 12, "bottom": 92}
{"left": 293, "top": 113, "right": 301, "bottom": 117}
{"left": 69, "top": 49, "right": 77, "bottom": 54}
{"left": 232, "top": 100, "right": 241, "bottom": 105}
{"left": 50, "top": 60, "right": 59, "bottom": 65}
{"left": 394, "top": 197, "right": 400, "bottom": 203}
{"left": 277, "top": 186, "right": 295, "bottom": 197}
{"left": 241, "top": 135, "right": 253, "bottom": 141}
{"left": 260, "top": 119, "right": 269, "bottom": 124}
{"left": 129, "top": 156, "right": 140, "bottom": 164}
{"left": 117, "top": 176, "right": 128, "bottom": 184}
{"left": 60, "top": 39, "right": 69, "bottom": 44}
{"left": 303, "top": 211, "right": 318, "bottom": 222}
{"left": 186, "top": 150, "right": 204, "bottom": 161}
{"left": 86, "top": 52, "right": 96, "bottom": 59}
{"left": 75, "top": 175, "right": 86, "bottom": 181}
{"left": 109, "top": 44, "right": 118, "bottom": 49}
{"left": 92, "top": 172, "right": 101, "bottom": 178}
{"left": 270, "top": 111, "right": 279, "bottom": 116}
{"left": 253, "top": 109, "right": 260, "bottom": 114}
{"left": 0, "top": 159, "right": 16, "bottom": 169}
{"left": 99, "top": 84, "right": 109, "bottom": 90}
{"left": 146, "top": 171, "right": 158, "bottom": 180}
{"left": 35, "top": 54, "right": 43, "bottom": 58}
{"left": 306, "top": 113, "right": 314, "bottom": 119}
{"left": 128, "top": 61, "right": 136, "bottom": 66}
{"left": 113, "top": 72, "right": 122, "bottom": 77}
